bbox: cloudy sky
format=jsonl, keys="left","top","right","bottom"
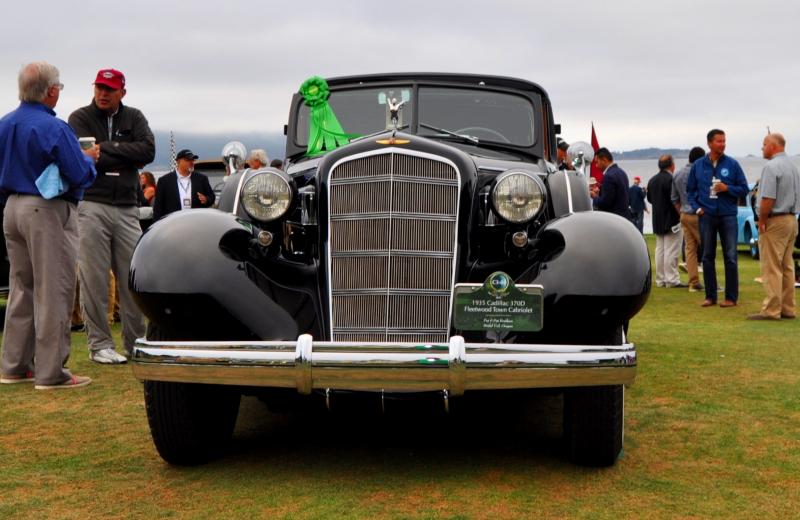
{"left": 2, "top": 0, "right": 798, "bottom": 156}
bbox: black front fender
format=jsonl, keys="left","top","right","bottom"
{"left": 129, "top": 210, "right": 298, "bottom": 340}
{"left": 526, "top": 211, "right": 651, "bottom": 328}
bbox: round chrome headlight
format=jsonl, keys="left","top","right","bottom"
{"left": 241, "top": 170, "right": 293, "bottom": 222}
{"left": 492, "top": 171, "right": 545, "bottom": 223}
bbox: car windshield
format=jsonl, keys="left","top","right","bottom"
{"left": 295, "top": 86, "right": 413, "bottom": 146}
{"left": 418, "top": 87, "right": 535, "bottom": 146}
{"left": 295, "top": 84, "right": 537, "bottom": 149}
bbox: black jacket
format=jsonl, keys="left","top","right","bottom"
{"left": 593, "top": 164, "right": 631, "bottom": 219}
{"left": 68, "top": 101, "right": 155, "bottom": 206}
{"left": 629, "top": 184, "right": 646, "bottom": 212}
{"left": 647, "top": 170, "right": 680, "bottom": 235}
{"left": 152, "top": 170, "right": 215, "bottom": 220}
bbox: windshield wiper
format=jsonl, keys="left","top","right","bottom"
{"left": 419, "top": 122, "right": 479, "bottom": 144}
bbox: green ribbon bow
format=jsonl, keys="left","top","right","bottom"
{"left": 300, "top": 76, "right": 359, "bottom": 156}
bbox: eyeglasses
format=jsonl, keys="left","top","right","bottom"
{"left": 51, "top": 83, "right": 64, "bottom": 91}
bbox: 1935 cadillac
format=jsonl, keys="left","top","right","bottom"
{"left": 129, "top": 73, "right": 651, "bottom": 467}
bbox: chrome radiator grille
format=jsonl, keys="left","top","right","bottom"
{"left": 328, "top": 151, "right": 460, "bottom": 342}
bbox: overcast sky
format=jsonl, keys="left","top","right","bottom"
{"left": 2, "top": 0, "right": 798, "bottom": 156}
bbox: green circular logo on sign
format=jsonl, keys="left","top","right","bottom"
{"left": 486, "top": 272, "right": 511, "bottom": 296}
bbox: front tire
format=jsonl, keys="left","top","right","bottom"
{"left": 143, "top": 325, "right": 241, "bottom": 465}
{"left": 563, "top": 326, "right": 625, "bottom": 467}
{"left": 564, "top": 385, "right": 624, "bottom": 467}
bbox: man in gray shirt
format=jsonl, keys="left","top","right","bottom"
{"left": 671, "top": 147, "right": 706, "bottom": 292}
{"left": 747, "top": 133, "right": 800, "bottom": 320}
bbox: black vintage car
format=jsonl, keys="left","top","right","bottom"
{"left": 129, "top": 73, "right": 651, "bottom": 467}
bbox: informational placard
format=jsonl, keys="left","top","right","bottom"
{"left": 453, "top": 272, "right": 543, "bottom": 331}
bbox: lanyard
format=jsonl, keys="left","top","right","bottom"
{"left": 178, "top": 175, "right": 192, "bottom": 209}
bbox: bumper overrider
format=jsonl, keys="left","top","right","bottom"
{"left": 131, "top": 335, "right": 636, "bottom": 395}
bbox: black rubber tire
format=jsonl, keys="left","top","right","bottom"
{"left": 143, "top": 325, "right": 241, "bottom": 465}
{"left": 564, "top": 385, "right": 624, "bottom": 467}
{"left": 563, "top": 326, "right": 625, "bottom": 467}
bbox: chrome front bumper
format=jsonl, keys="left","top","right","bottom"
{"left": 131, "top": 335, "right": 636, "bottom": 395}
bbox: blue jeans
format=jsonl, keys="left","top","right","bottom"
{"left": 630, "top": 210, "right": 644, "bottom": 234}
{"left": 699, "top": 213, "right": 738, "bottom": 302}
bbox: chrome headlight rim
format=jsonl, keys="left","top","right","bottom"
{"left": 240, "top": 169, "right": 294, "bottom": 222}
{"left": 491, "top": 170, "right": 546, "bottom": 224}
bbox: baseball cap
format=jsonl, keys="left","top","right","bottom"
{"left": 94, "top": 69, "right": 125, "bottom": 90}
{"left": 176, "top": 149, "right": 199, "bottom": 160}
{"left": 634, "top": 176, "right": 641, "bottom": 181}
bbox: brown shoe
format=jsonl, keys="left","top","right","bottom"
{"left": 701, "top": 299, "right": 716, "bottom": 307}
{"left": 719, "top": 300, "right": 737, "bottom": 308}
{"left": 34, "top": 375, "right": 92, "bottom": 390}
{"left": 747, "top": 313, "right": 780, "bottom": 321}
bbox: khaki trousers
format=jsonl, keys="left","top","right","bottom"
{"left": 655, "top": 228, "right": 683, "bottom": 286}
{"left": 680, "top": 213, "right": 701, "bottom": 287}
{"left": 759, "top": 214, "right": 798, "bottom": 318}
{"left": 77, "top": 201, "right": 145, "bottom": 355}
{"left": 1, "top": 195, "right": 78, "bottom": 385}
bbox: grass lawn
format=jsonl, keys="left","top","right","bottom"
{"left": 1, "top": 237, "right": 798, "bottom": 519}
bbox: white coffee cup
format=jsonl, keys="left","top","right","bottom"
{"left": 79, "top": 137, "right": 96, "bottom": 150}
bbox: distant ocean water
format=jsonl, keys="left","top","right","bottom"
{"left": 616, "top": 156, "right": 800, "bottom": 235}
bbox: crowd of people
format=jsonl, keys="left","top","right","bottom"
{"left": 0, "top": 62, "right": 278, "bottom": 389}
{"left": 579, "top": 129, "right": 800, "bottom": 320}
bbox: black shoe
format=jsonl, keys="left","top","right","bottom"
{"left": 70, "top": 323, "right": 85, "bottom": 332}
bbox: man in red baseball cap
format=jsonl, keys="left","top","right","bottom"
{"left": 92, "top": 69, "right": 126, "bottom": 113}
{"left": 629, "top": 175, "right": 647, "bottom": 234}
{"left": 68, "top": 68, "right": 155, "bottom": 365}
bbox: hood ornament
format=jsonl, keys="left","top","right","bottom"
{"left": 376, "top": 96, "right": 410, "bottom": 146}
{"left": 388, "top": 97, "right": 405, "bottom": 137}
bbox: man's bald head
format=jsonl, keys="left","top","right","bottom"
{"left": 762, "top": 132, "right": 786, "bottom": 160}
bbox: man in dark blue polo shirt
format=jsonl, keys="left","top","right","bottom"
{"left": 0, "top": 62, "right": 98, "bottom": 389}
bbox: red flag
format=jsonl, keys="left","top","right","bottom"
{"left": 590, "top": 123, "right": 603, "bottom": 185}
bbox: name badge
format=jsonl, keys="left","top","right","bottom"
{"left": 182, "top": 198, "right": 191, "bottom": 208}
{"left": 105, "top": 171, "right": 120, "bottom": 176}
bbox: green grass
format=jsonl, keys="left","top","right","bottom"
{"left": 1, "top": 238, "right": 798, "bottom": 519}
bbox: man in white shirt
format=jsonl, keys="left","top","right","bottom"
{"left": 152, "top": 149, "right": 215, "bottom": 220}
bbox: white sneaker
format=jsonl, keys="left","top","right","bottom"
{"left": 89, "top": 348, "right": 128, "bottom": 364}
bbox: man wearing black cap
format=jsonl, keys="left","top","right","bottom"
{"left": 152, "top": 148, "right": 215, "bottom": 220}
{"left": 68, "top": 68, "right": 155, "bottom": 364}
{"left": 556, "top": 139, "right": 572, "bottom": 171}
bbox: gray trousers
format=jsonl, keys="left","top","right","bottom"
{"left": 1, "top": 195, "right": 78, "bottom": 385}
{"left": 77, "top": 201, "right": 145, "bottom": 354}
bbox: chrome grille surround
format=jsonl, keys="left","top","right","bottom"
{"left": 327, "top": 149, "right": 460, "bottom": 342}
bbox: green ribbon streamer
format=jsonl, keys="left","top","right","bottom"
{"left": 300, "top": 76, "right": 359, "bottom": 156}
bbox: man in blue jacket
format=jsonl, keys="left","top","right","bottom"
{"left": 629, "top": 176, "right": 647, "bottom": 233}
{"left": 687, "top": 129, "right": 749, "bottom": 307}
{"left": 591, "top": 148, "right": 632, "bottom": 219}
{"left": 0, "top": 62, "right": 98, "bottom": 389}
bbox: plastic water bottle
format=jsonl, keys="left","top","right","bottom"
{"left": 709, "top": 177, "right": 719, "bottom": 199}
